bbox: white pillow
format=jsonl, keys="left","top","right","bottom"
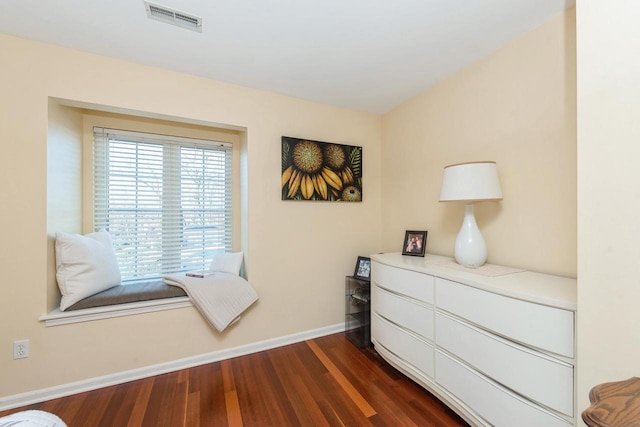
{"left": 55, "top": 230, "right": 121, "bottom": 311}
{"left": 209, "top": 252, "right": 244, "bottom": 275}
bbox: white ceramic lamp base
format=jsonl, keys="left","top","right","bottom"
{"left": 454, "top": 203, "right": 487, "bottom": 268}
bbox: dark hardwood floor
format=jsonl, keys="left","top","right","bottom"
{"left": 0, "top": 333, "right": 468, "bottom": 426}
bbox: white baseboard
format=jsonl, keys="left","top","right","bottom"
{"left": 0, "top": 323, "right": 345, "bottom": 411}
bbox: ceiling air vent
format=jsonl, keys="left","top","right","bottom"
{"left": 144, "top": 2, "right": 202, "bottom": 32}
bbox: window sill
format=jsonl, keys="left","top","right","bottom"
{"left": 40, "top": 297, "right": 192, "bottom": 327}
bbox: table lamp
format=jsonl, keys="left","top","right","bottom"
{"left": 439, "top": 161, "right": 503, "bottom": 267}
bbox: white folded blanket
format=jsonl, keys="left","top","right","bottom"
{"left": 163, "top": 272, "right": 258, "bottom": 332}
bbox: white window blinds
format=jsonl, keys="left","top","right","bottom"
{"left": 93, "top": 127, "right": 233, "bottom": 283}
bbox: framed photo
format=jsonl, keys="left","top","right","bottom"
{"left": 402, "top": 230, "right": 427, "bottom": 257}
{"left": 353, "top": 256, "right": 371, "bottom": 281}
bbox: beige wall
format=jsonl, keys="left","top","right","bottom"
{"left": 47, "top": 102, "right": 83, "bottom": 310}
{"left": 576, "top": 1, "right": 640, "bottom": 420}
{"left": 381, "top": 9, "right": 577, "bottom": 278}
{"left": 0, "top": 34, "right": 382, "bottom": 397}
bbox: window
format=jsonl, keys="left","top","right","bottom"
{"left": 93, "top": 127, "right": 233, "bottom": 283}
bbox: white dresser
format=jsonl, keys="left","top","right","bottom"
{"left": 370, "top": 253, "right": 577, "bottom": 427}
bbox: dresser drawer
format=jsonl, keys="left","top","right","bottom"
{"left": 373, "top": 262, "right": 434, "bottom": 304}
{"left": 372, "top": 285, "right": 433, "bottom": 341}
{"left": 436, "top": 312, "right": 573, "bottom": 416}
{"left": 372, "top": 313, "right": 434, "bottom": 378}
{"left": 435, "top": 278, "right": 574, "bottom": 357}
{"left": 435, "top": 351, "right": 572, "bottom": 427}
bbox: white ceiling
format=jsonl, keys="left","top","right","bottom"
{"left": 0, "top": 0, "right": 574, "bottom": 114}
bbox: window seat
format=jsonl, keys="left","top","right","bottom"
{"left": 66, "top": 280, "right": 187, "bottom": 311}
{"left": 41, "top": 281, "right": 191, "bottom": 327}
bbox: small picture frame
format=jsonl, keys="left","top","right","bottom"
{"left": 353, "top": 256, "right": 371, "bottom": 281}
{"left": 402, "top": 230, "right": 427, "bottom": 257}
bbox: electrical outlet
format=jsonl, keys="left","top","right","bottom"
{"left": 13, "top": 340, "right": 29, "bottom": 359}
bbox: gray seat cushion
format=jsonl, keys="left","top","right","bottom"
{"left": 65, "top": 280, "right": 187, "bottom": 311}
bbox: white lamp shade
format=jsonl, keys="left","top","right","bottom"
{"left": 440, "top": 161, "right": 503, "bottom": 202}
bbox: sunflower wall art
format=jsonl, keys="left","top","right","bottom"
{"left": 281, "top": 136, "right": 362, "bottom": 202}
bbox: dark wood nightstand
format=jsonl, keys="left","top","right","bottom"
{"left": 583, "top": 377, "right": 640, "bottom": 426}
